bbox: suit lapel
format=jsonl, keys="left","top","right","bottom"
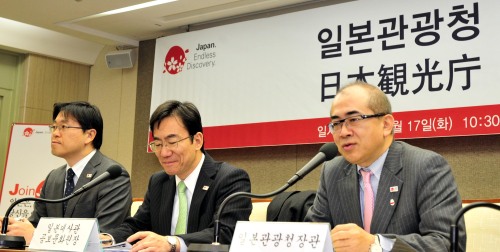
{"left": 159, "top": 176, "right": 176, "bottom": 235}
{"left": 50, "top": 167, "right": 67, "bottom": 217}
{"left": 371, "top": 143, "right": 403, "bottom": 233}
{"left": 337, "top": 163, "right": 363, "bottom": 227}
{"left": 64, "top": 151, "right": 101, "bottom": 217}
{"left": 187, "top": 154, "right": 216, "bottom": 233}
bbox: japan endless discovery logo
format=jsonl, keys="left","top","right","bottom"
{"left": 163, "top": 43, "right": 217, "bottom": 75}
{"left": 163, "top": 46, "right": 188, "bottom": 75}
{"left": 23, "top": 127, "right": 34, "bottom": 137}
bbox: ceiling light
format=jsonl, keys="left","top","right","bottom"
{"left": 103, "top": 0, "right": 177, "bottom": 15}
{"left": 72, "top": 0, "right": 177, "bottom": 22}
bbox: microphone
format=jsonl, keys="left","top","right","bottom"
{"left": 71, "top": 165, "right": 122, "bottom": 196}
{"left": 187, "top": 142, "right": 338, "bottom": 252}
{"left": 286, "top": 142, "right": 338, "bottom": 186}
{"left": 0, "top": 165, "right": 123, "bottom": 249}
{"left": 450, "top": 201, "right": 500, "bottom": 252}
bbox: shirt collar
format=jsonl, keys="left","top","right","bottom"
{"left": 175, "top": 153, "right": 205, "bottom": 193}
{"left": 357, "top": 149, "right": 389, "bottom": 180}
{"left": 66, "top": 149, "right": 97, "bottom": 179}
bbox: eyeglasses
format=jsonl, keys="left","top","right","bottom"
{"left": 49, "top": 125, "right": 83, "bottom": 132}
{"left": 328, "top": 113, "right": 386, "bottom": 134}
{"left": 149, "top": 136, "right": 192, "bottom": 152}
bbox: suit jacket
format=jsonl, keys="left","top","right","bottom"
{"left": 305, "top": 141, "right": 466, "bottom": 252}
{"left": 29, "top": 150, "right": 132, "bottom": 233}
{"left": 108, "top": 153, "right": 252, "bottom": 245}
{"left": 266, "top": 190, "right": 316, "bottom": 222}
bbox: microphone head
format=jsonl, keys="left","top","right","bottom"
{"left": 107, "top": 165, "right": 123, "bottom": 179}
{"left": 319, "top": 142, "right": 338, "bottom": 161}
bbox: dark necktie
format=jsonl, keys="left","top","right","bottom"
{"left": 63, "top": 168, "right": 75, "bottom": 214}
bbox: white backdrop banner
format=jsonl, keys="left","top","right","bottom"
{"left": 0, "top": 124, "right": 64, "bottom": 218}
{"left": 152, "top": 0, "right": 499, "bottom": 149}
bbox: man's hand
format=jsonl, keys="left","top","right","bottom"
{"left": 0, "top": 216, "right": 15, "bottom": 230}
{"left": 331, "top": 223, "right": 375, "bottom": 252}
{"left": 127, "top": 231, "right": 177, "bottom": 252}
{"left": 0, "top": 217, "right": 5, "bottom": 230}
{"left": 3, "top": 218, "right": 35, "bottom": 245}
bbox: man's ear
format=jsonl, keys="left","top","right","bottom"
{"left": 84, "top": 129, "right": 96, "bottom": 145}
{"left": 383, "top": 114, "right": 395, "bottom": 136}
{"left": 193, "top": 132, "right": 204, "bottom": 150}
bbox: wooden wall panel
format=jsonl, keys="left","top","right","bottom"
{"left": 21, "top": 54, "right": 89, "bottom": 124}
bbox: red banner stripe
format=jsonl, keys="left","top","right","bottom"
{"left": 203, "top": 104, "right": 500, "bottom": 149}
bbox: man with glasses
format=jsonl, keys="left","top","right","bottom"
{"left": 102, "top": 100, "right": 252, "bottom": 252}
{"left": 305, "top": 82, "right": 465, "bottom": 251}
{"left": 2, "top": 101, "right": 132, "bottom": 244}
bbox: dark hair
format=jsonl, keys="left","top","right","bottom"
{"left": 52, "top": 101, "right": 104, "bottom": 149}
{"left": 149, "top": 100, "right": 204, "bottom": 151}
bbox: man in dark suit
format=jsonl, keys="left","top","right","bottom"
{"left": 103, "top": 100, "right": 252, "bottom": 252}
{"left": 304, "top": 82, "right": 466, "bottom": 251}
{"left": 2, "top": 101, "right": 132, "bottom": 244}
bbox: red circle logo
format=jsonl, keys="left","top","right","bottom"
{"left": 23, "top": 127, "right": 34, "bottom": 137}
{"left": 35, "top": 180, "right": 45, "bottom": 198}
{"left": 163, "top": 46, "right": 189, "bottom": 75}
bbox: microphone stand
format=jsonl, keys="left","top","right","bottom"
{"left": 450, "top": 202, "right": 500, "bottom": 252}
{"left": 0, "top": 196, "right": 71, "bottom": 248}
{"left": 0, "top": 174, "right": 111, "bottom": 249}
{"left": 188, "top": 142, "right": 338, "bottom": 252}
{"left": 187, "top": 183, "right": 293, "bottom": 252}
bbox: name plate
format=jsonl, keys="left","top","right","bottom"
{"left": 230, "top": 221, "right": 332, "bottom": 252}
{"left": 29, "top": 217, "right": 101, "bottom": 252}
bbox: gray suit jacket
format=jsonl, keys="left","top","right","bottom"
{"left": 108, "top": 153, "right": 252, "bottom": 246}
{"left": 29, "top": 150, "right": 132, "bottom": 233}
{"left": 305, "top": 141, "right": 466, "bottom": 252}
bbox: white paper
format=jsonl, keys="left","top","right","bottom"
{"left": 230, "top": 221, "right": 332, "bottom": 252}
{"left": 29, "top": 217, "right": 101, "bottom": 252}
{"left": 103, "top": 242, "right": 132, "bottom": 252}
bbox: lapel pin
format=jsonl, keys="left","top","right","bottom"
{"left": 86, "top": 174, "right": 93, "bottom": 178}
{"left": 389, "top": 186, "right": 398, "bottom": 192}
{"left": 390, "top": 199, "right": 395, "bottom": 206}
{"left": 202, "top": 186, "right": 209, "bottom": 191}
